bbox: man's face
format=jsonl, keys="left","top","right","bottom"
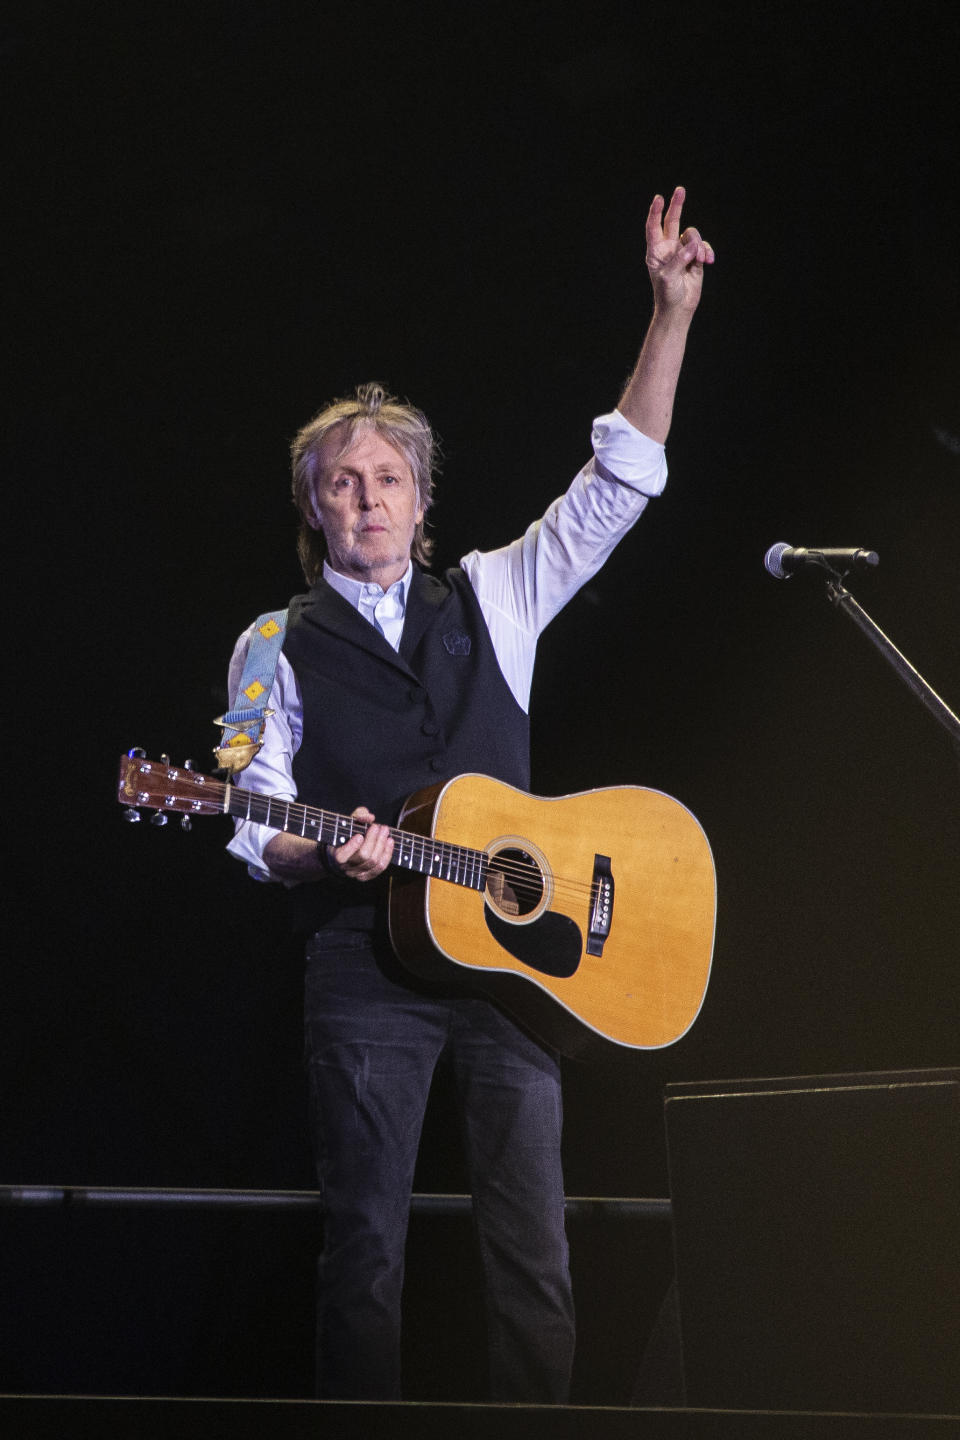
{"left": 308, "top": 424, "right": 424, "bottom": 589}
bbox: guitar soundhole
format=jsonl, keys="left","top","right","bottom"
{"left": 485, "top": 846, "right": 544, "bottom": 920}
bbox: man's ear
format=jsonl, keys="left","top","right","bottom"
{"left": 306, "top": 489, "right": 326, "bottom": 532}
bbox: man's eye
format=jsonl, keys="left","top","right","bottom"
{"left": 382, "top": 474, "right": 399, "bottom": 485}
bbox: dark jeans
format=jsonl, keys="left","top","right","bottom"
{"left": 303, "top": 928, "right": 575, "bottom": 1402}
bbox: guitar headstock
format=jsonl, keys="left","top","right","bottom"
{"left": 117, "top": 751, "right": 224, "bottom": 827}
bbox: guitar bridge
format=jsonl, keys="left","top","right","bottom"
{"left": 587, "top": 855, "right": 614, "bottom": 957}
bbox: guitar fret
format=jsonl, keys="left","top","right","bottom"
{"left": 220, "top": 780, "right": 486, "bottom": 890}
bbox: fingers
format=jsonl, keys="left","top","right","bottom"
{"left": 645, "top": 191, "right": 666, "bottom": 247}
{"left": 645, "top": 186, "right": 686, "bottom": 246}
{"left": 677, "top": 226, "right": 716, "bottom": 266}
{"left": 645, "top": 187, "right": 715, "bottom": 314}
{"left": 647, "top": 187, "right": 715, "bottom": 265}
{"left": 662, "top": 184, "right": 686, "bottom": 241}
{"left": 328, "top": 805, "right": 394, "bottom": 881}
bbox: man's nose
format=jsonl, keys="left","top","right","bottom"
{"left": 357, "top": 477, "right": 379, "bottom": 508}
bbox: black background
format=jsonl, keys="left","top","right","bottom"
{"left": 4, "top": 0, "right": 959, "bottom": 1405}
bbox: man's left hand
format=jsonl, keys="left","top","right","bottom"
{"left": 645, "top": 185, "right": 715, "bottom": 317}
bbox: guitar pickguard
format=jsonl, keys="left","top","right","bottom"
{"left": 483, "top": 906, "right": 582, "bottom": 978}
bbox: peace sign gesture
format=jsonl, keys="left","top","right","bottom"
{"left": 645, "top": 185, "right": 715, "bottom": 316}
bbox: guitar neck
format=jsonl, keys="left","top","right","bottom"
{"left": 224, "top": 782, "right": 488, "bottom": 891}
{"left": 117, "top": 754, "right": 488, "bottom": 891}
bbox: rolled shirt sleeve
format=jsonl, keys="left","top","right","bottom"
{"left": 589, "top": 408, "right": 667, "bottom": 494}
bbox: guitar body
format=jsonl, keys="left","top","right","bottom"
{"left": 390, "top": 774, "right": 716, "bottom": 1056}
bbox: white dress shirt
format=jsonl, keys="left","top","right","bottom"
{"left": 227, "top": 408, "right": 667, "bottom": 879}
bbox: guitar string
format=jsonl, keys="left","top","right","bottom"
{"left": 142, "top": 778, "right": 603, "bottom": 904}
{"left": 314, "top": 818, "right": 598, "bottom": 905}
{"left": 231, "top": 794, "right": 599, "bottom": 899}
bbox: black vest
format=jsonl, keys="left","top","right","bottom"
{"left": 283, "top": 566, "right": 530, "bottom": 932}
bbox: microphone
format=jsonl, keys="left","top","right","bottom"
{"left": 764, "top": 543, "right": 879, "bottom": 579}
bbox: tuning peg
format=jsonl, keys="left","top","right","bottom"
{"left": 160, "top": 753, "right": 171, "bottom": 766}
{"left": 184, "top": 759, "right": 194, "bottom": 770}
{"left": 180, "top": 815, "right": 193, "bottom": 832}
{"left": 122, "top": 808, "right": 142, "bottom": 823}
{"left": 150, "top": 813, "right": 169, "bottom": 827}
{"left": 128, "top": 746, "right": 146, "bottom": 759}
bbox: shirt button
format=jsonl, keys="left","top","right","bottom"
{"left": 421, "top": 721, "right": 439, "bottom": 736}
{"left": 429, "top": 757, "right": 444, "bottom": 772}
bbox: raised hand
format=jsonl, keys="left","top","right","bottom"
{"left": 645, "top": 186, "right": 715, "bottom": 316}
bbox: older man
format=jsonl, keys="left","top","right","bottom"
{"left": 227, "top": 187, "right": 713, "bottom": 1401}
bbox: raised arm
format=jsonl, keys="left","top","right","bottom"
{"left": 617, "top": 186, "right": 715, "bottom": 444}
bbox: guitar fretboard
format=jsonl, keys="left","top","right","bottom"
{"left": 225, "top": 784, "right": 489, "bottom": 891}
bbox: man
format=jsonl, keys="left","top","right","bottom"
{"left": 227, "top": 187, "right": 714, "bottom": 1401}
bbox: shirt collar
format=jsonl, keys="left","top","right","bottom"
{"left": 322, "top": 558, "right": 414, "bottom": 613}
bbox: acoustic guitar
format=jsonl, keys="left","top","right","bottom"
{"left": 117, "top": 753, "right": 716, "bottom": 1056}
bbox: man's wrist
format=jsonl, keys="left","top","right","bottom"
{"left": 649, "top": 299, "right": 696, "bottom": 332}
{"left": 317, "top": 841, "right": 346, "bottom": 879}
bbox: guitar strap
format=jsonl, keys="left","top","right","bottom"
{"left": 213, "top": 609, "right": 288, "bottom": 773}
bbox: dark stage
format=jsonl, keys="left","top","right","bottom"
{"left": 4, "top": 0, "right": 959, "bottom": 1419}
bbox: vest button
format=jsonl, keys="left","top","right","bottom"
{"left": 408, "top": 687, "right": 421, "bottom": 703}
{"left": 421, "top": 721, "right": 439, "bottom": 736}
{"left": 429, "top": 757, "right": 444, "bottom": 772}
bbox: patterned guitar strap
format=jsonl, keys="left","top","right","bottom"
{"left": 213, "top": 609, "right": 288, "bottom": 774}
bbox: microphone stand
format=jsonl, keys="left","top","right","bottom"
{"left": 823, "top": 574, "right": 960, "bottom": 756}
